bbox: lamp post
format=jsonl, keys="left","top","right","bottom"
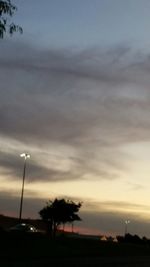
{"left": 125, "top": 220, "right": 130, "bottom": 236}
{"left": 19, "top": 153, "right": 30, "bottom": 221}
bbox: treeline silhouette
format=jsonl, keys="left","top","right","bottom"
{"left": 117, "top": 233, "right": 150, "bottom": 245}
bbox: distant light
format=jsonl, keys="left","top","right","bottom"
{"left": 20, "top": 153, "right": 30, "bottom": 159}
{"left": 125, "top": 220, "right": 130, "bottom": 224}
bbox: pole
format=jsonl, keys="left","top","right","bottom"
{"left": 19, "top": 157, "right": 26, "bottom": 221}
{"left": 125, "top": 220, "right": 130, "bottom": 236}
{"left": 125, "top": 223, "right": 127, "bottom": 236}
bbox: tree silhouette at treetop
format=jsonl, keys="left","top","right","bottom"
{"left": 0, "top": 0, "right": 22, "bottom": 38}
{"left": 39, "top": 198, "right": 82, "bottom": 237}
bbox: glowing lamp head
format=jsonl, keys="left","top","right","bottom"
{"left": 20, "top": 153, "right": 30, "bottom": 159}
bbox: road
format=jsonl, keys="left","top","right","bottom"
{"left": 2, "top": 256, "right": 150, "bottom": 267}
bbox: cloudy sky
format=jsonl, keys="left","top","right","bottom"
{"left": 1, "top": 0, "right": 150, "bottom": 237}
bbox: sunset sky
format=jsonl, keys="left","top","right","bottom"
{"left": 1, "top": 0, "right": 150, "bottom": 237}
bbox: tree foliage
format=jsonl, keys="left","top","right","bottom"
{"left": 39, "top": 198, "right": 82, "bottom": 237}
{"left": 0, "top": 0, "right": 22, "bottom": 38}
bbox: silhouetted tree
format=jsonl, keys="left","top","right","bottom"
{"left": 0, "top": 0, "right": 22, "bottom": 38}
{"left": 39, "top": 198, "right": 82, "bottom": 237}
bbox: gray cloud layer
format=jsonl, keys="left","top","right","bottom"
{"left": 0, "top": 40, "right": 150, "bottom": 183}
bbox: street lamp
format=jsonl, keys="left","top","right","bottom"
{"left": 125, "top": 220, "right": 130, "bottom": 235}
{"left": 19, "top": 153, "right": 30, "bottom": 221}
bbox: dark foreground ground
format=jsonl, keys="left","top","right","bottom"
{"left": 1, "top": 232, "right": 150, "bottom": 266}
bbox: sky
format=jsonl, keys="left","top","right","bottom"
{"left": 1, "top": 0, "right": 150, "bottom": 237}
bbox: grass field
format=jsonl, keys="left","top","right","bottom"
{"left": 1, "top": 232, "right": 150, "bottom": 266}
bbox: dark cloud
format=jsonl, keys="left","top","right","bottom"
{"left": 0, "top": 40, "right": 150, "bottom": 183}
{"left": 0, "top": 191, "right": 45, "bottom": 219}
{"left": 0, "top": 151, "right": 83, "bottom": 182}
{"left": 77, "top": 199, "right": 150, "bottom": 237}
{"left": 79, "top": 210, "right": 150, "bottom": 237}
